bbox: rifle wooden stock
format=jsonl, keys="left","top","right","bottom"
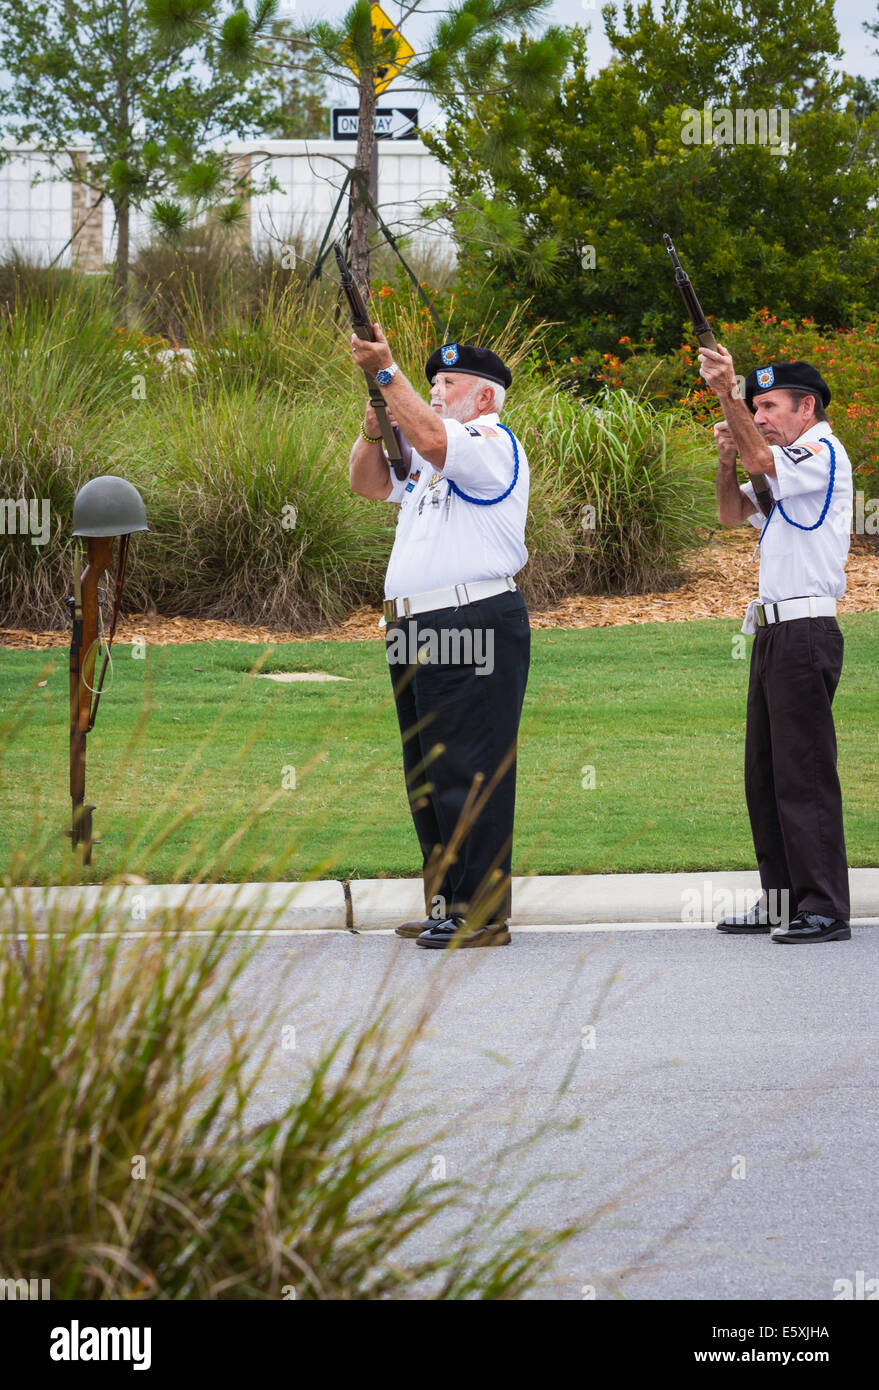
{"left": 334, "top": 242, "right": 408, "bottom": 481}
{"left": 68, "top": 535, "right": 114, "bottom": 863}
{"left": 663, "top": 233, "right": 773, "bottom": 518}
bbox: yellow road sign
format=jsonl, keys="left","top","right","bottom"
{"left": 343, "top": 2, "right": 415, "bottom": 96}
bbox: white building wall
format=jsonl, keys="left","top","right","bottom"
{"left": 1, "top": 140, "right": 452, "bottom": 266}
{"left": 0, "top": 146, "right": 75, "bottom": 265}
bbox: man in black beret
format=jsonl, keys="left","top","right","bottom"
{"left": 349, "top": 325, "right": 530, "bottom": 949}
{"left": 699, "top": 348, "right": 854, "bottom": 944}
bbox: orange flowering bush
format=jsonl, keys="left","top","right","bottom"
{"left": 592, "top": 312, "right": 879, "bottom": 490}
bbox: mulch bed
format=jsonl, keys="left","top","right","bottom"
{"left": 3, "top": 530, "right": 877, "bottom": 650}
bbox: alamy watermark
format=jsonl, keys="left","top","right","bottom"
{"left": 0, "top": 1275, "right": 51, "bottom": 1299}
{"left": 386, "top": 620, "right": 495, "bottom": 676}
{"left": 681, "top": 883, "right": 791, "bottom": 927}
{"left": 830, "top": 492, "right": 879, "bottom": 536}
{"left": 833, "top": 1271, "right": 879, "bottom": 1299}
{"left": 0, "top": 497, "right": 50, "bottom": 546}
{"left": 50, "top": 1322, "right": 151, "bottom": 1370}
{"left": 681, "top": 105, "right": 790, "bottom": 156}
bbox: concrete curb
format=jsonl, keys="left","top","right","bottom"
{"left": 0, "top": 881, "right": 347, "bottom": 933}
{"left": 3, "top": 870, "right": 879, "bottom": 931}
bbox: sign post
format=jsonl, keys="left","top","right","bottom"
{"left": 342, "top": 2, "right": 417, "bottom": 238}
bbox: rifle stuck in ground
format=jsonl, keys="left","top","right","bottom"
{"left": 67, "top": 476, "right": 148, "bottom": 864}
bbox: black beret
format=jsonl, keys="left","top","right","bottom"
{"left": 425, "top": 342, "right": 512, "bottom": 389}
{"left": 744, "top": 360, "right": 831, "bottom": 412}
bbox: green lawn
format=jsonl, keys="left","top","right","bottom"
{"left": 2, "top": 615, "right": 877, "bottom": 885}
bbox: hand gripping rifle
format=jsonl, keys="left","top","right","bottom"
{"left": 663, "top": 233, "right": 773, "bottom": 518}
{"left": 334, "top": 241, "right": 408, "bottom": 481}
{"left": 68, "top": 475, "right": 148, "bottom": 864}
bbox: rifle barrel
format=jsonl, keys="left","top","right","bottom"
{"left": 334, "top": 242, "right": 407, "bottom": 480}
{"left": 663, "top": 233, "right": 771, "bottom": 515}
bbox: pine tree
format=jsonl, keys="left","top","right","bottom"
{"left": 0, "top": 0, "right": 278, "bottom": 296}
{"left": 153, "top": 0, "right": 572, "bottom": 291}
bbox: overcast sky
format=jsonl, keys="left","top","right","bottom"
{"left": 302, "top": 0, "right": 879, "bottom": 119}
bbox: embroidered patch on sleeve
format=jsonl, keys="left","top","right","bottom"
{"left": 780, "top": 443, "right": 825, "bottom": 465}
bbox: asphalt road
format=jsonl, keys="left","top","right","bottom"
{"left": 195, "top": 919, "right": 879, "bottom": 1302}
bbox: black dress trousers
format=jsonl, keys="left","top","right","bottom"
{"left": 386, "top": 588, "right": 530, "bottom": 924}
{"left": 744, "top": 616, "right": 850, "bottom": 919}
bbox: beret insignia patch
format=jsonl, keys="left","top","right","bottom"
{"left": 441, "top": 343, "right": 459, "bottom": 365}
{"left": 756, "top": 366, "right": 775, "bottom": 388}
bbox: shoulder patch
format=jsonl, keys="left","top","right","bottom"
{"left": 781, "top": 442, "right": 827, "bottom": 465}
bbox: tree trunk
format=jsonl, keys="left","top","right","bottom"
{"left": 114, "top": 198, "right": 130, "bottom": 302}
{"left": 349, "top": 70, "right": 376, "bottom": 294}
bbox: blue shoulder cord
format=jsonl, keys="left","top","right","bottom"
{"left": 446, "top": 422, "right": 519, "bottom": 506}
{"left": 758, "top": 436, "right": 836, "bottom": 546}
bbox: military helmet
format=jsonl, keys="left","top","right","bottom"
{"left": 72, "top": 475, "right": 149, "bottom": 537}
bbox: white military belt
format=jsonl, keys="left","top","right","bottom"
{"left": 742, "top": 596, "right": 837, "bottom": 633}
{"left": 383, "top": 575, "right": 516, "bottom": 623}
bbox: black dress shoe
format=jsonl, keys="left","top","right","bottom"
{"left": 771, "top": 912, "right": 851, "bottom": 944}
{"left": 716, "top": 901, "right": 772, "bottom": 933}
{"left": 395, "top": 916, "right": 451, "bottom": 938}
{"left": 416, "top": 914, "right": 511, "bottom": 949}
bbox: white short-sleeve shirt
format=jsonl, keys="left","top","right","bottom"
{"left": 741, "top": 422, "right": 853, "bottom": 603}
{"left": 381, "top": 411, "right": 529, "bottom": 600}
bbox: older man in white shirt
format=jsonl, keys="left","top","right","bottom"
{"left": 700, "top": 352, "right": 853, "bottom": 945}
{"left": 349, "top": 333, "right": 530, "bottom": 949}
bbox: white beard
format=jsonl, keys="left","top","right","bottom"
{"left": 440, "top": 385, "right": 484, "bottom": 424}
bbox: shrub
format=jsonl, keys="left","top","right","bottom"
{"left": 0, "top": 285, "right": 162, "bottom": 628}
{"left": 0, "top": 888, "right": 582, "bottom": 1298}
{"left": 584, "top": 311, "right": 879, "bottom": 493}
{"left": 1, "top": 265, "right": 716, "bottom": 632}
{"left": 526, "top": 389, "right": 715, "bottom": 595}
{"left": 124, "top": 384, "right": 395, "bottom": 628}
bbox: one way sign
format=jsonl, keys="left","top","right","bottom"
{"left": 332, "top": 108, "right": 419, "bottom": 141}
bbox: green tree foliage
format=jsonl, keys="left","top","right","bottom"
{"left": 428, "top": 0, "right": 879, "bottom": 362}
{"left": 0, "top": 1, "right": 278, "bottom": 294}
{"left": 257, "top": 20, "right": 330, "bottom": 139}
{"left": 155, "top": 0, "right": 572, "bottom": 287}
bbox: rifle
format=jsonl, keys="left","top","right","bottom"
{"left": 68, "top": 538, "right": 117, "bottom": 862}
{"left": 334, "top": 241, "right": 408, "bottom": 481}
{"left": 67, "top": 475, "right": 147, "bottom": 864}
{"left": 663, "top": 233, "right": 773, "bottom": 518}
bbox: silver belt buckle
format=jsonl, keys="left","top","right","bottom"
{"left": 756, "top": 604, "right": 767, "bottom": 627}
{"left": 384, "top": 598, "right": 408, "bottom": 623}
{"left": 454, "top": 582, "right": 468, "bottom": 607}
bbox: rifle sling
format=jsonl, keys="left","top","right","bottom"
{"left": 367, "top": 380, "right": 405, "bottom": 475}
{"left": 88, "top": 533, "right": 129, "bottom": 731}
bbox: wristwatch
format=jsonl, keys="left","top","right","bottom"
{"left": 375, "top": 362, "right": 399, "bottom": 387}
